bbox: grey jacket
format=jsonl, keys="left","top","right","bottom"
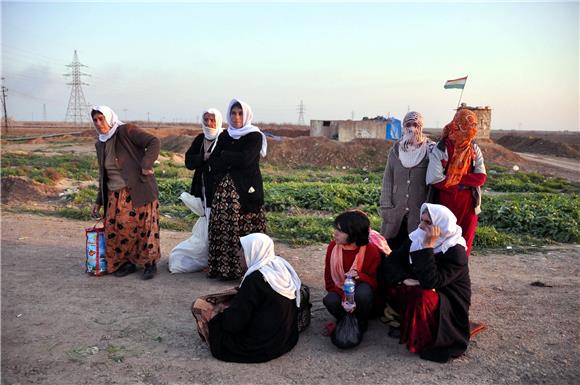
{"left": 380, "top": 142, "right": 430, "bottom": 239}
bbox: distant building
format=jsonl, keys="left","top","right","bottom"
{"left": 310, "top": 103, "right": 492, "bottom": 142}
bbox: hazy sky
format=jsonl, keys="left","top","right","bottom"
{"left": 2, "top": 1, "right": 578, "bottom": 131}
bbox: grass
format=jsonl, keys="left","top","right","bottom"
{"left": 2, "top": 151, "right": 579, "bottom": 248}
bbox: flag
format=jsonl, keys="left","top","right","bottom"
{"left": 444, "top": 76, "right": 468, "bottom": 89}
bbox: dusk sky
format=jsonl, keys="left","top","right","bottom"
{"left": 2, "top": 1, "right": 578, "bottom": 131}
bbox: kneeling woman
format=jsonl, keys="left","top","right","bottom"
{"left": 382, "top": 203, "right": 471, "bottom": 363}
{"left": 323, "top": 210, "right": 381, "bottom": 333}
{"left": 208, "top": 233, "right": 301, "bottom": 363}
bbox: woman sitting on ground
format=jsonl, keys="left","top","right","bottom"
{"left": 323, "top": 209, "right": 381, "bottom": 335}
{"left": 208, "top": 233, "right": 301, "bottom": 363}
{"left": 382, "top": 203, "right": 471, "bottom": 363}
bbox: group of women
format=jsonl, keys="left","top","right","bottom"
{"left": 90, "top": 101, "right": 485, "bottom": 364}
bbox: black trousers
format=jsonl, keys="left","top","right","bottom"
{"left": 323, "top": 282, "right": 373, "bottom": 331}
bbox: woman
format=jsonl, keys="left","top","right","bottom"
{"left": 323, "top": 210, "right": 381, "bottom": 334}
{"left": 206, "top": 98, "right": 267, "bottom": 280}
{"left": 90, "top": 106, "right": 161, "bottom": 280}
{"left": 184, "top": 108, "right": 223, "bottom": 213}
{"left": 380, "top": 111, "right": 434, "bottom": 250}
{"left": 208, "top": 233, "right": 301, "bottom": 363}
{"left": 426, "top": 109, "right": 486, "bottom": 256}
{"left": 382, "top": 203, "right": 471, "bottom": 363}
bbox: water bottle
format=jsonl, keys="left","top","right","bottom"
{"left": 343, "top": 275, "right": 356, "bottom": 307}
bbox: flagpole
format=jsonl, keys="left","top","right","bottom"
{"left": 457, "top": 76, "right": 468, "bottom": 108}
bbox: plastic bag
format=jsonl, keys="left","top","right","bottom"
{"left": 297, "top": 284, "right": 312, "bottom": 332}
{"left": 331, "top": 314, "right": 362, "bottom": 349}
{"left": 85, "top": 220, "right": 107, "bottom": 276}
{"left": 168, "top": 192, "right": 209, "bottom": 273}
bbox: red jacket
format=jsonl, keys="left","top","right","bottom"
{"left": 324, "top": 240, "right": 381, "bottom": 296}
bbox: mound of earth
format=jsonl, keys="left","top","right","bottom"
{"left": 1, "top": 176, "right": 59, "bottom": 204}
{"left": 266, "top": 137, "right": 393, "bottom": 169}
{"left": 494, "top": 135, "right": 580, "bottom": 159}
{"left": 477, "top": 140, "right": 524, "bottom": 165}
{"left": 159, "top": 135, "right": 196, "bottom": 153}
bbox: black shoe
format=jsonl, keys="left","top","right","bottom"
{"left": 113, "top": 263, "right": 137, "bottom": 277}
{"left": 142, "top": 263, "right": 157, "bottom": 280}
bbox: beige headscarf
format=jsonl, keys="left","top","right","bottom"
{"left": 399, "top": 111, "right": 432, "bottom": 168}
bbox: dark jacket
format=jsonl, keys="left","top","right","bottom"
{"left": 95, "top": 124, "right": 160, "bottom": 212}
{"left": 208, "top": 271, "right": 299, "bottom": 363}
{"left": 184, "top": 133, "right": 217, "bottom": 207}
{"left": 381, "top": 240, "right": 471, "bottom": 363}
{"left": 208, "top": 131, "right": 264, "bottom": 213}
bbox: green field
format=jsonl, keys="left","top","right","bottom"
{"left": 3, "top": 153, "right": 579, "bottom": 250}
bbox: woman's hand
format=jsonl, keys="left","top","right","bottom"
{"left": 341, "top": 301, "right": 356, "bottom": 313}
{"left": 422, "top": 225, "right": 441, "bottom": 248}
{"left": 345, "top": 269, "right": 359, "bottom": 280}
{"left": 91, "top": 204, "right": 102, "bottom": 218}
{"left": 141, "top": 168, "right": 154, "bottom": 176}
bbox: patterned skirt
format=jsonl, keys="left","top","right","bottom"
{"left": 104, "top": 188, "right": 161, "bottom": 273}
{"left": 386, "top": 284, "right": 439, "bottom": 354}
{"left": 207, "top": 175, "right": 266, "bottom": 280}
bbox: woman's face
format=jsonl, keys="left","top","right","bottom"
{"left": 92, "top": 113, "right": 110, "bottom": 135}
{"left": 230, "top": 106, "right": 244, "bottom": 129}
{"left": 203, "top": 113, "right": 216, "bottom": 129}
{"left": 419, "top": 210, "right": 433, "bottom": 231}
{"left": 237, "top": 247, "right": 248, "bottom": 272}
{"left": 333, "top": 226, "right": 350, "bottom": 245}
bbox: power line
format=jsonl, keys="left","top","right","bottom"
{"left": 63, "top": 50, "right": 90, "bottom": 126}
{"left": 1, "top": 77, "right": 9, "bottom": 134}
{"left": 297, "top": 100, "right": 306, "bottom": 126}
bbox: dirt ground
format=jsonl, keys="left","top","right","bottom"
{"left": 1, "top": 212, "right": 579, "bottom": 385}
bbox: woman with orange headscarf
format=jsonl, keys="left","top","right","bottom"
{"left": 426, "top": 109, "right": 486, "bottom": 256}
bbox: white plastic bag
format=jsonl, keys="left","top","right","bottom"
{"left": 168, "top": 192, "right": 210, "bottom": 273}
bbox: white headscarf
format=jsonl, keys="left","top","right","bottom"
{"left": 202, "top": 108, "right": 223, "bottom": 142}
{"left": 90, "top": 105, "right": 124, "bottom": 142}
{"left": 240, "top": 233, "right": 301, "bottom": 307}
{"left": 226, "top": 98, "right": 267, "bottom": 157}
{"left": 409, "top": 203, "right": 466, "bottom": 254}
{"left": 398, "top": 111, "right": 432, "bottom": 168}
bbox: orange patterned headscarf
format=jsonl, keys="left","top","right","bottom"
{"left": 442, "top": 109, "right": 478, "bottom": 188}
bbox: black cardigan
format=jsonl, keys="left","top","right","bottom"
{"left": 184, "top": 133, "right": 217, "bottom": 207}
{"left": 208, "top": 271, "right": 299, "bottom": 363}
{"left": 381, "top": 240, "right": 471, "bottom": 363}
{"left": 207, "top": 131, "right": 264, "bottom": 213}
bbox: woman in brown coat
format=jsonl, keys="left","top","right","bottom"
{"left": 380, "top": 111, "right": 434, "bottom": 250}
{"left": 91, "top": 105, "right": 161, "bottom": 280}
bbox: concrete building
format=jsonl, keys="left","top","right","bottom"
{"left": 311, "top": 103, "right": 492, "bottom": 142}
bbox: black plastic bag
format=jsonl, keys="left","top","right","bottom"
{"left": 297, "top": 284, "right": 312, "bottom": 332}
{"left": 331, "top": 314, "right": 362, "bottom": 349}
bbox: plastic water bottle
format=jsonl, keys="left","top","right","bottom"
{"left": 343, "top": 275, "right": 356, "bottom": 307}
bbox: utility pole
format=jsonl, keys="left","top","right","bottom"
{"left": 147, "top": 112, "right": 150, "bottom": 124}
{"left": 297, "top": 100, "right": 306, "bottom": 125}
{"left": 64, "top": 50, "right": 90, "bottom": 126}
{"left": 43, "top": 103, "right": 47, "bottom": 121}
{"left": 1, "top": 77, "right": 8, "bottom": 135}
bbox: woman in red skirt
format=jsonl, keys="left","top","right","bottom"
{"left": 381, "top": 203, "right": 471, "bottom": 363}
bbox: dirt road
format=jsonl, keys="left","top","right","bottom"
{"left": 516, "top": 153, "right": 579, "bottom": 173}
{"left": 1, "top": 213, "right": 579, "bottom": 385}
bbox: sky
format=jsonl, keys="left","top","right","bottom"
{"left": 1, "top": 0, "right": 579, "bottom": 131}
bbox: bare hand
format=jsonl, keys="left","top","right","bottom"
{"left": 422, "top": 225, "right": 441, "bottom": 248}
{"left": 345, "top": 269, "right": 359, "bottom": 280}
{"left": 403, "top": 278, "right": 420, "bottom": 286}
{"left": 342, "top": 301, "right": 356, "bottom": 313}
{"left": 141, "top": 168, "right": 154, "bottom": 176}
{"left": 92, "top": 204, "right": 102, "bottom": 218}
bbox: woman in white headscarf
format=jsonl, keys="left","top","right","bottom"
{"left": 380, "top": 111, "right": 434, "bottom": 250}
{"left": 206, "top": 98, "right": 268, "bottom": 280}
{"left": 207, "top": 233, "right": 301, "bottom": 363}
{"left": 90, "top": 106, "right": 161, "bottom": 280}
{"left": 185, "top": 108, "right": 223, "bottom": 212}
{"left": 380, "top": 203, "right": 471, "bottom": 363}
